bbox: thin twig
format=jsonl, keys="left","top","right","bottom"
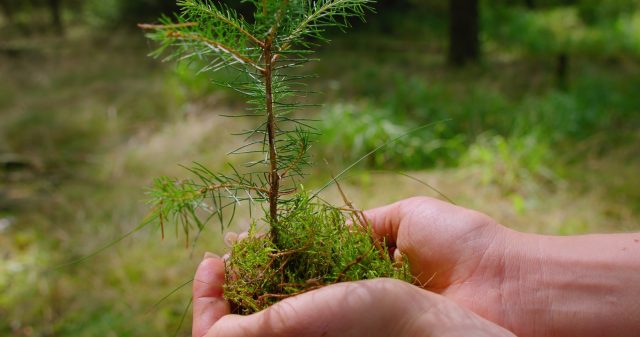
{"left": 181, "top": 4, "right": 265, "bottom": 47}
{"left": 138, "top": 22, "right": 198, "bottom": 29}
{"left": 335, "top": 245, "right": 374, "bottom": 282}
{"left": 199, "top": 183, "right": 269, "bottom": 195}
{"left": 332, "top": 173, "right": 385, "bottom": 257}
{"left": 168, "top": 31, "right": 265, "bottom": 72}
{"left": 279, "top": 140, "right": 307, "bottom": 180}
{"left": 258, "top": 285, "right": 323, "bottom": 301}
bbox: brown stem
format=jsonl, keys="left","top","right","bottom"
{"left": 165, "top": 31, "right": 264, "bottom": 72}
{"left": 199, "top": 183, "right": 269, "bottom": 195}
{"left": 158, "top": 201, "right": 165, "bottom": 240}
{"left": 264, "top": 45, "right": 279, "bottom": 237}
{"left": 137, "top": 22, "right": 198, "bottom": 30}
{"left": 335, "top": 246, "right": 374, "bottom": 283}
{"left": 258, "top": 285, "right": 323, "bottom": 301}
{"left": 334, "top": 178, "right": 386, "bottom": 258}
{"left": 279, "top": 140, "right": 306, "bottom": 179}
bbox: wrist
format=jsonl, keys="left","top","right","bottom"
{"left": 502, "top": 231, "right": 640, "bottom": 337}
{"left": 498, "top": 230, "right": 553, "bottom": 337}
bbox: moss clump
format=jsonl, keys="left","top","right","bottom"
{"left": 224, "top": 193, "right": 412, "bottom": 314}
{"left": 140, "top": 0, "right": 405, "bottom": 315}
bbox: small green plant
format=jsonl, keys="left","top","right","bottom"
{"left": 317, "top": 102, "right": 466, "bottom": 169}
{"left": 140, "top": 0, "right": 410, "bottom": 314}
{"left": 461, "top": 130, "right": 558, "bottom": 194}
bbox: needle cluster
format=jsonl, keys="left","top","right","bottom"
{"left": 142, "top": 0, "right": 374, "bottom": 240}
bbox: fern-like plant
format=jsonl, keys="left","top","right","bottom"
{"left": 141, "top": 0, "right": 410, "bottom": 314}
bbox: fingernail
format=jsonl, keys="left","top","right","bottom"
{"left": 204, "top": 251, "right": 219, "bottom": 260}
{"left": 238, "top": 231, "right": 248, "bottom": 242}
{"left": 224, "top": 232, "right": 239, "bottom": 247}
{"left": 393, "top": 248, "right": 404, "bottom": 264}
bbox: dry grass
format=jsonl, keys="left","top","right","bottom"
{"left": 316, "top": 157, "right": 640, "bottom": 237}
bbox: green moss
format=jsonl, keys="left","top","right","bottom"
{"left": 224, "top": 193, "right": 411, "bottom": 314}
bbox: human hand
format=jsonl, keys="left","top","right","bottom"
{"left": 364, "top": 196, "right": 640, "bottom": 337}
{"left": 192, "top": 255, "right": 516, "bottom": 337}
{"left": 364, "top": 197, "right": 513, "bottom": 323}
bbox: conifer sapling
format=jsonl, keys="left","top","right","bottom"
{"left": 141, "top": 0, "right": 412, "bottom": 314}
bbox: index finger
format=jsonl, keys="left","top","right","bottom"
{"left": 363, "top": 196, "right": 459, "bottom": 244}
{"left": 363, "top": 202, "right": 403, "bottom": 245}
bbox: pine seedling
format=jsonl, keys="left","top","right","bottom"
{"left": 141, "top": 0, "right": 411, "bottom": 313}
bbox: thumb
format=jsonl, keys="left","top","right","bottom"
{"left": 193, "top": 254, "right": 230, "bottom": 337}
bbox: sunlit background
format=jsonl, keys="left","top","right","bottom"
{"left": 1, "top": 0, "right": 639, "bottom": 335}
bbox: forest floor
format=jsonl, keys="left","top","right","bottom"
{"left": 1, "top": 24, "right": 639, "bottom": 336}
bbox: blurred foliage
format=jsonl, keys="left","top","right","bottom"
{"left": 317, "top": 102, "right": 465, "bottom": 168}
{"left": 485, "top": 3, "right": 640, "bottom": 55}
{"left": 83, "top": 0, "right": 178, "bottom": 27}
{"left": 461, "top": 131, "right": 558, "bottom": 193}
{"left": 0, "top": 0, "right": 178, "bottom": 32}
{"left": 578, "top": 0, "right": 640, "bottom": 24}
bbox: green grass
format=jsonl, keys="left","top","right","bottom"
{"left": 1, "top": 6, "right": 639, "bottom": 336}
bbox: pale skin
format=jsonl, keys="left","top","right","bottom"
{"left": 193, "top": 196, "right": 640, "bottom": 337}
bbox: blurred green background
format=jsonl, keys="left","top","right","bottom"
{"left": 1, "top": 0, "right": 639, "bottom": 336}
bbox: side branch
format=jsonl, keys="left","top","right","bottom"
{"left": 199, "top": 183, "right": 269, "bottom": 196}
{"left": 179, "top": 1, "right": 265, "bottom": 47}
{"left": 138, "top": 22, "right": 198, "bottom": 30}
{"left": 276, "top": 0, "right": 369, "bottom": 57}
{"left": 279, "top": 141, "right": 307, "bottom": 179}
{"left": 167, "top": 31, "right": 265, "bottom": 72}
{"left": 202, "top": 7, "right": 265, "bottom": 48}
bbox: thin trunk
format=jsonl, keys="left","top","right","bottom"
{"left": 555, "top": 52, "right": 569, "bottom": 90}
{"left": 264, "top": 46, "right": 279, "bottom": 237}
{"left": 448, "top": 0, "right": 479, "bottom": 66}
{"left": 49, "top": 0, "right": 63, "bottom": 35}
{"left": 0, "top": 0, "right": 13, "bottom": 23}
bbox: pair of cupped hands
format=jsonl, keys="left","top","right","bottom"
{"left": 192, "top": 197, "right": 640, "bottom": 337}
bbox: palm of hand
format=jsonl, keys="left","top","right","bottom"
{"left": 367, "top": 197, "right": 512, "bottom": 326}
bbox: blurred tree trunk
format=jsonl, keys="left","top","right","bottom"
{"left": 524, "top": 0, "right": 535, "bottom": 9}
{"left": 448, "top": 0, "right": 479, "bottom": 66}
{"left": 0, "top": 0, "right": 13, "bottom": 22}
{"left": 555, "top": 52, "right": 569, "bottom": 90}
{"left": 372, "top": 0, "right": 411, "bottom": 34}
{"left": 49, "top": 0, "right": 63, "bottom": 35}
